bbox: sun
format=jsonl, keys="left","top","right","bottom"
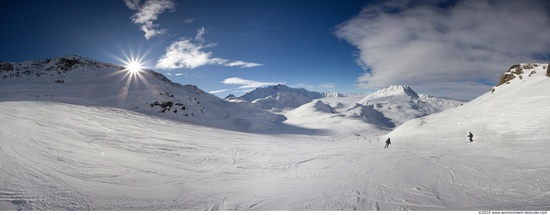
{"left": 125, "top": 59, "right": 143, "bottom": 74}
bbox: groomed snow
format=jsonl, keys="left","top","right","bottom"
{"left": 1, "top": 101, "right": 549, "bottom": 210}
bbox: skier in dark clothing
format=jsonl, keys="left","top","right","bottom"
{"left": 468, "top": 132, "right": 473, "bottom": 142}
{"left": 384, "top": 138, "right": 391, "bottom": 148}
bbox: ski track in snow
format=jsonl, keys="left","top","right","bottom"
{"left": 1, "top": 101, "right": 550, "bottom": 210}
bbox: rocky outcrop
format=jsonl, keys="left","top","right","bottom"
{"left": 492, "top": 63, "right": 550, "bottom": 93}
{"left": 496, "top": 63, "right": 546, "bottom": 87}
{"left": 497, "top": 64, "right": 521, "bottom": 86}
{"left": 0, "top": 62, "right": 14, "bottom": 71}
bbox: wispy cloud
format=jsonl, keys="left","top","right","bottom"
{"left": 183, "top": 18, "right": 195, "bottom": 24}
{"left": 335, "top": 0, "right": 550, "bottom": 99}
{"left": 319, "top": 83, "right": 336, "bottom": 89}
{"left": 225, "top": 60, "right": 263, "bottom": 68}
{"left": 293, "top": 83, "right": 336, "bottom": 90}
{"left": 124, "top": 0, "right": 141, "bottom": 10}
{"left": 209, "top": 89, "right": 230, "bottom": 94}
{"left": 156, "top": 28, "right": 263, "bottom": 70}
{"left": 222, "top": 77, "right": 285, "bottom": 90}
{"left": 124, "top": 0, "right": 175, "bottom": 40}
{"left": 195, "top": 27, "right": 206, "bottom": 43}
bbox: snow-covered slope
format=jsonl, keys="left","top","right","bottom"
{"left": 2, "top": 100, "right": 549, "bottom": 210}
{"left": 284, "top": 99, "right": 389, "bottom": 135}
{"left": 389, "top": 63, "right": 550, "bottom": 140}
{"left": 0, "top": 56, "right": 284, "bottom": 131}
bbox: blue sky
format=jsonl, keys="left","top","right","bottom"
{"left": 2, "top": 0, "right": 550, "bottom": 100}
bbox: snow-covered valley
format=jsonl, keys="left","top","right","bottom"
{"left": 1, "top": 58, "right": 550, "bottom": 210}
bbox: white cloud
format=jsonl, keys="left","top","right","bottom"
{"left": 125, "top": 0, "right": 175, "bottom": 40}
{"left": 293, "top": 83, "right": 336, "bottom": 90}
{"left": 156, "top": 39, "right": 228, "bottom": 69}
{"left": 222, "top": 77, "right": 285, "bottom": 90}
{"left": 195, "top": 27, "right": 206, "bottom": 43}
{"left": 335, "top": 0, "right": 550, "bottom": 99}
{"left": 209, "top": 89, "right": 230, "bottom": 94}
{"left": 174, "top": 73, "right": 184, "bottom": 76}
{"left": 156, "top": 28, "right": 263, "bottom": 70}
{"left": 318, "top": 83, "right": 335, "bottom": 89}
{"left": 225, "top": 60, "right": 263, "bottom": 68}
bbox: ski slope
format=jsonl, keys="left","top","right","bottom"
{"left": 1, "top": 101, "right": 549, "bottom": 210}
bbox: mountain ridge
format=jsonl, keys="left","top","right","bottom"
{"left": 0, "top": 55, "right": 285, "bottom": 131}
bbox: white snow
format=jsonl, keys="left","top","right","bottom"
{"left": 1, "top": 100, "right": 549, "bottom": 210}
{"left": 1, "top": 58, "right": 550, "bottom": 211}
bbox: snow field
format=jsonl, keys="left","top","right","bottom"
{"left": 1, "top": 101, "right": 549, "bottom": 210}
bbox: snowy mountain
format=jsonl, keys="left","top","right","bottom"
{"left": 361, "top": 85, "right": 419, "bottom": 100}
{"left": 227, "top": 84, "right": 324, "bottom": 110}
{"left": 282, "top": 86, "right": 460, "bottom": 133}
{"left": 0, "top": 56, "right": 284, "bottom": 131}
{"left": 250, "top": 92, "right": 314, "bottom": 110}
{"left": 389, "top": 63, "right": 550, "bottom": 140}
{"left": 322, "top": 92, "right": 344, "bottom": 98}
{"left": 239, "top": 84, "right": 324, "bottom": 102}
{"left": 356, "top": 85, "right": 462, "bottom": 127}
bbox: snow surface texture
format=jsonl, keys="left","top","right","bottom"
{"left": 1, "top": 58, "right": 549, "bottom": 210}
{"left": 2, "top": 100, "right": 549, "bottom": 210}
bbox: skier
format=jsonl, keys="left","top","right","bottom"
{"left": 468, "top": 132, "right": 474, "bottom": 142}
{"left": 384, "top": 138, "right": 391, "bottom": 149}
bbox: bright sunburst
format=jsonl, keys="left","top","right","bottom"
{"left": 109, "top": 47, "right": 153, "bottom": 103}
{"left": 126, "top": 59, "right": 143, "bottom": 74}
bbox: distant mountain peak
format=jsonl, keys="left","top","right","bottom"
{"left": 224, "top": 94, "right": 236, "bottom": 99}
{"left": 368, "top": 85, "right": 419, "bottom": 99}
{"left": 323, "top": 92, "right": 344, "bottom": 98}
{"left": 234, "top": 84, "right": 325, "bottom": 110}
{"left": 355, "top": 85, "right": 459, "bottom": 127}
{"left": 240, "top": 84, "right": 323, "bottom": 101}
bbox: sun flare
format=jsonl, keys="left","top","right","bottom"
{"left": 126, "top": 60, "right": 143, "bottom": 74}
